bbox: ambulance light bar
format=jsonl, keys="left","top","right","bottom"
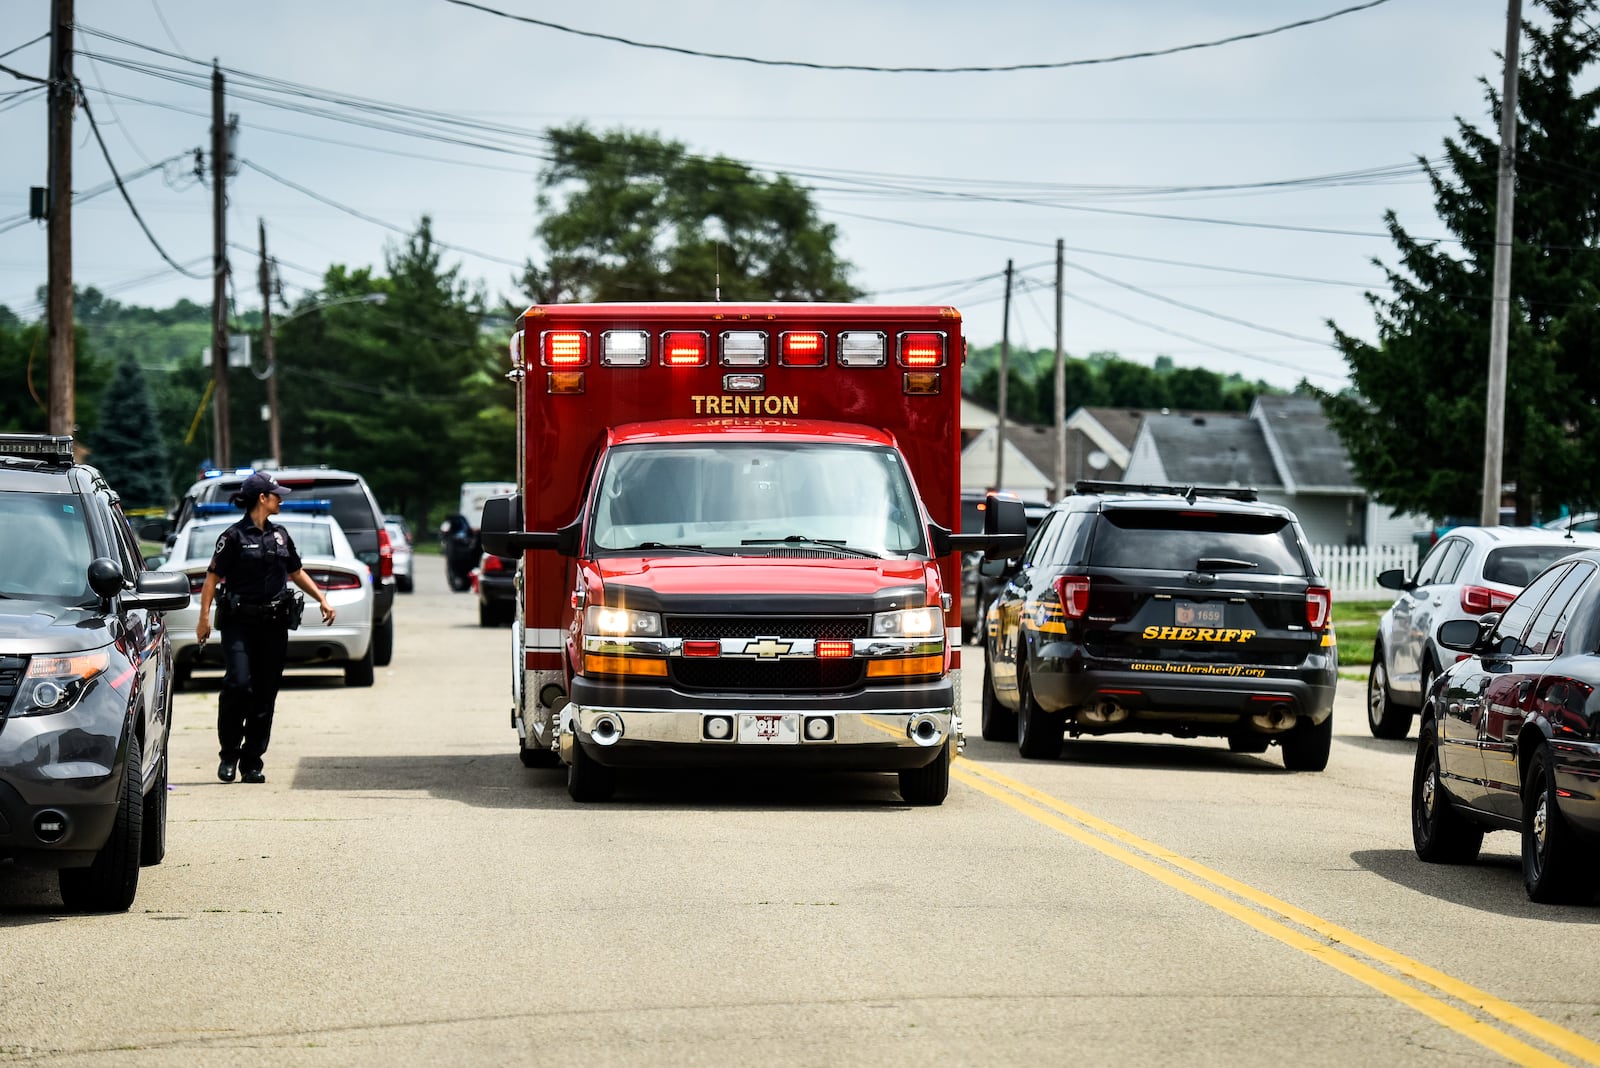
{"left": 600, "top": 330, "right": 649, "bottom": 367}
{"left": 719, "top": 330, "right": 767, "bottom": 367}
{"left": 898, "top": 331, "right": 945, "bottom": 368}
{"left": 662, "top": 331, "right": 709, "bottom": 367}
{"left": 779, "top": 331, "right": 826, "bottom": 367}
{"left": 837, "top": 331, "right": 887, "bottom": 368}
{"left": 542, "top": 330, "right": 589, "bottom": 367}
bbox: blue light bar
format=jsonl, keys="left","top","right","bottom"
{"left": 194, "top": 502, "right": 234, "bottom": 516}
{"left": 280, "top": 498, "right": 332, "bottom": 514}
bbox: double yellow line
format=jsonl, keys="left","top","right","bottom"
{"left": 953, "top": 757, "right": 1600, "bottom": 1068}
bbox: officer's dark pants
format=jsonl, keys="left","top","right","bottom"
{"left": 217, "top": 621, "right": 289, "bottom": 774}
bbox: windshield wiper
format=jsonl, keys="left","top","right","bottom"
{"left": 741, "top": 536, "right": 882, "bottom": 559}
{"left": 621, "top": 542, "right": 731, "bottom": 556}
{"left": 1196, "top": 557, "right": 1258, "bottom": 572}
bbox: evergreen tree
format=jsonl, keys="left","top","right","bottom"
{"left": 1321, "top": 1, "right": 1600, "bottom": 521}
{"left": 88, "top": 355, "right": 171, "bottom": 509}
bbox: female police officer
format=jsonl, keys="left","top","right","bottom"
{"left": 195, "top": 472, "right": 336, "bottom": 783}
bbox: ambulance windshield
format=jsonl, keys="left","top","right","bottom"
{"left": 591, "top": 442, "right": 926, "bottom": 557}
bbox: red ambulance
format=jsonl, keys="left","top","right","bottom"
{"left": 481, "top": 302, "right": 1025, "bottom": 804}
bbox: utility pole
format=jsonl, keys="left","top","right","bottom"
{"left": 994, "top": 259, "right": 1013, "bottom": 493}
{"left": 46, "top": 0, "right": 74, "bottom": 437}
{"left": 1053, "top": 238, "right": 1065, "bottom": 503}
{"left": 259, "top": 219, "right": 280, "bottom": 467}
{"left": 210, "top": 61, "right": 231, "bottom": 468}
{"left": 1480, "top": 0, "right": 1522, "bottom": 526}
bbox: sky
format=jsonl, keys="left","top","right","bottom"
{"left": 0, "top": 1, "right": 1526, "bottom": 393}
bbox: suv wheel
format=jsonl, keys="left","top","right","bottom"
{"left": 59, "top": 735, "right": 143, "bottom": 912}
{"left": 372, "top": 613, "right": 394, "bottom": 666}
{"left": 1280, "top": 712, "right": 1331, "bottom": 771}
{"left": 1015, "top": 663, "right": 1063, "bottom": 760}
{"left": 140, "top": 732, "right": 168, "bottom": 867}
{"left": 980, "top": 657, "right": 1016, "bottom": 742}
{"left": 1411, "top": 720, "right": 1483, "bottom": 863}
{"left": 1366, "top": 646, "right": 1413, "bottom": 739}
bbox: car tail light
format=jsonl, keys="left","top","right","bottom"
{"left": 1053, "top": 575, "right": 1091, "bottom": 620}
{"left": 186, "top": 571, "right": 207, "bottom": 594}
{"left": 376, "top": 526, "right": 394, "bottom": 579}
{"left": 1306, "top": 586, "right": 1331, "bottom": 629}
{"left": 481, "top": 554, "right": 508, "bottom": 573}
{"left": 662, "top": 331, "right": 709, "bottom": 366}
{"left": 308, "top": 569, "right": 362, "bottom": 591}
{"left": 1461, "top": 584, "right": 1515, "bottom": 613}
{"left": 542, "top": 330, "right": 589, "bottom": 367}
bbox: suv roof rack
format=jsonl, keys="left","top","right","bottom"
{"left": 1072, "top": 479, "right": 1259, "bottom": 504}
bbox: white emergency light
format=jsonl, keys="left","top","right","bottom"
{"left": 837, "top": 331, "right": 887, "bottom": 368}
{"left": 719, "top": 330, "right": 768, "bottom": 367}
{"left": 601, "top": 330, "right": 649, "bottom": 367}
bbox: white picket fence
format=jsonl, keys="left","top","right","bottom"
{"left": 1309, "top": 543, "right": 1419, "bottom": 600}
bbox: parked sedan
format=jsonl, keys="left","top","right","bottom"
{"left": 162, "top": 507, "right": 376, "bottom": 687}
{"left": 1368, "top": 525, "right": 1600, "bottom": 739}
{"left": 474, "top": 549, "right": 516, "bottom": 627}
{"left": 1412, "top": 548, "right": 1600, "bottom": 903}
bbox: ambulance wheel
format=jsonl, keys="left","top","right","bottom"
{"left": 567, "top": 743, "right": 615, "bottom": 802}
{"left": 898, "top": 741, "right": 951, "bottom": 806}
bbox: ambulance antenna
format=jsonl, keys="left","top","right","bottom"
{"left": 715, "top": 241, "right": 721, "bottom": 301}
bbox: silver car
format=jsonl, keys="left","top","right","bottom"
{"left": 1368, "top": 524, "right": 1600, "bottom": 738}
{"left": 161, "top": 507, "right": 377, "bottom": 688}
{"left": 384, "top": 517, "right": 414, "bottom": 593}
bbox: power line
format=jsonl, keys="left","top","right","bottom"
{"left": 76, "top": 87, "right": 209, "bottom": 279}
{"left": 441, "top": 0, "right": 1394, "bottom": 74}
{"left": 0, "top": 33, "right": 49, "bottom": 62}
{"left": 1063, "top": 261, "right": 1335, "bottom": 347}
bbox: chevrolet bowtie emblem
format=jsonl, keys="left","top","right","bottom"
{"left": 742, "top": 637, "right": 793, "bottom": 659}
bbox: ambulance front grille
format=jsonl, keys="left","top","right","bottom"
{"left": 670, "top": 659, "right": 864, "bottom": 694}
{"left": 664, "top": 616, "right": 869, "bottom": 641}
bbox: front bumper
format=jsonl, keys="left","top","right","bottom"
{"left": 0, "top": 692, "right": 126, "bottom": 868}
{"left": 563, "top": 675, "right": 957, "bottom": 770}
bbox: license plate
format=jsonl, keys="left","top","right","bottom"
{"left": 737, "top": 713, "right": 799, "bottom": 744}
{"left": 1174, "top": 600, "right": 1225, "bottom": 627}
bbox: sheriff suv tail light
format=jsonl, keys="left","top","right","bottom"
{"left": 541, "top": 330, "right": 589, "bottom": 367}
{"left": 898, "top": 331, "right": 945, "bottom": 368}
{"left": 377, "top": 526, "right": 395, "bottom": 579}
{"left": 1053, "top": 575, "right": 1091, "bottom": 619}
{"left": 1306, "top": 585, "right": 1331, "bottom": 629}
{"left": 779, "top": 331, "right": 827, "bottom": 367}
{"left": 662, "top": 331, "right": 709, "bottom": 366}
{"left": 1461, "top": 584, "right": 1515, "bottom": 613}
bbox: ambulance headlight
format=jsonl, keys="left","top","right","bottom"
{"left": 871, "top": 607, "right": 942, "bottom": 639}
{"left": 585, "top": 606, "right": 663, "bottom": 638}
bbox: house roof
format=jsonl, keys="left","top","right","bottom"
{"left": 1137, "top": 412, "right": 1282, "bottom": 489}
{"left": 1250, "top": 395, "right": 1358, "bottom": 493}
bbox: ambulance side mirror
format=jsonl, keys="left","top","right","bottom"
{"left": 938, "top": 493, "right": 1027, "bottom": 559}
{"left": 480, "top": 495, "right": 576, "bottom": 557}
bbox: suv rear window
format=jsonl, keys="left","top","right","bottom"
{"left": 1483, "top": 545, "right": 1579, "bottom": 588}
{"left": 1088, "top": 508, "right": 1308, "bottom": 576}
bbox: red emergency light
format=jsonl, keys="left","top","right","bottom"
{"left": 898, "top": 331, "right": 945, "bottom": 368}
{"left": 779, "top": 331, "right": 827, "bottom": 367}
{"left": 662, "top": 331, "right": 709, "bottom": 366}
{"left": 542, "top": 330, "right": 589, "bottom": 367}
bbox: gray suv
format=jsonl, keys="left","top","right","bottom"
{"left": 170, "top": 467, "right": 396, "bottom": 666}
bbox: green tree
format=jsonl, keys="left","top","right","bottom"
{"left": 1321, "top": 1, "right": 1600, "bottom": 521}
{"left": 87, "top": 355, "right": 171, "bottom": 509}
{"left": 522, "top": 125, "right": 859, "bottom": 303}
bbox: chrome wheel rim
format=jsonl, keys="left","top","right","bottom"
{"left": 1367, "top": 661, "right": 1386, "bottom": 727}
{"left": 1421, "top": 758, "right": 1438, "bottom": 824}
{"left": 1532, "top": 789, "right": 1550, "bottom": 872}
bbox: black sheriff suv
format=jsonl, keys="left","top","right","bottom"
{"left": 0, "top": 434, "right": 191, "bottom": 910}
{"left": 978, "top": 481, "right": 1337, "bottom": 770}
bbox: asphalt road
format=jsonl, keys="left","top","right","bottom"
{"left": 3, "top": 562, "right": 1599, "bottom": 1066}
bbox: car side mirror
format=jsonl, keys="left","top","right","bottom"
{"left": 1377, "top": 568, "right": 1412, "bottom": 592}
{"left": 941, "top": 493, "right": 1028, "bottom": 558}
{"left": 1437, "top": 612, "right": 1499, "bottom": 653}
{"left": 123, "top": 570, "right": 192, "bottom": 612}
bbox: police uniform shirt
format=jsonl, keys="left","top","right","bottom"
{"left": 208, "top": 516, "right": 302, "bottom": 602}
